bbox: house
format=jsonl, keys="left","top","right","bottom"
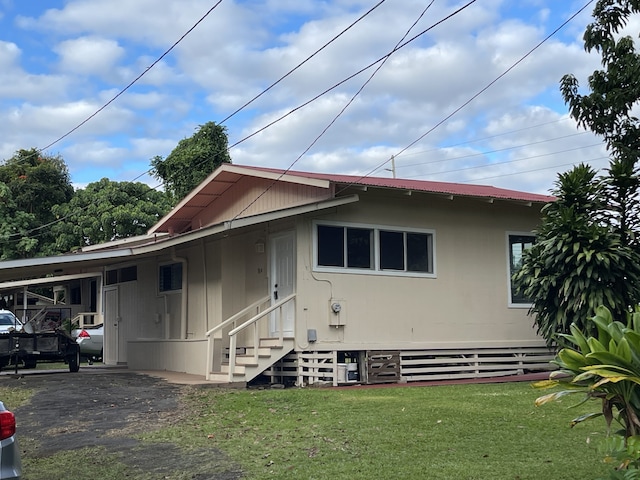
{"left": 0, "top": 164, "right": 555, "bottom": 385}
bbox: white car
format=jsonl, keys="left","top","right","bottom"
{"left": 0, "top": 311, "right": 21, "bottom": 334}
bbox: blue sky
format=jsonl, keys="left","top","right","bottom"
{"left": 0, "top": 0, "right": 621, "bottom": 194}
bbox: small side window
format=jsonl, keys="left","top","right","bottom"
{"left": 159, "top": 263, "right": 183, "bottom": 292}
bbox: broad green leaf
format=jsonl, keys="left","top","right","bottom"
{"left": 570, "top": 412, "right": 602, "bottom": 427}
{"left": 569, "top": 323, "right": 590, "bottom": 353}
{"left": 557, "top": 348, "right": 590, "bottom": 371}
{"left": 587, "top": 337, "right": 607, "bottom": 353}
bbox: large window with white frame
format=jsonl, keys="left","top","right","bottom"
{"left": 314, "top": 221, "right": 435, "bottom": 276}
{"left": 507, "top": 233, "right": 535, "bottom": 306}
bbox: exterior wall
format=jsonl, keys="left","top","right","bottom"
{"left": 192, "top": 176, "right": 331, "bottom": 230}
{"left": 293, "top": 192, "right": 545, "bottom": 351}
{"left": 124, "top": 228, "right": 271, "bottom": 373}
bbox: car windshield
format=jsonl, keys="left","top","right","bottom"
{"left": 0, "top": 314, "right": 17, "bottom": 326}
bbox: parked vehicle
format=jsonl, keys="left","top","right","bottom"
{"left": 0, "top": 312, "right": 21, "bottom": 335}
{"left": 0, "top": 401, "right": 21, "bottom": 479}
{"left": 72, "top": 324, "right": 103, "bottom": 363}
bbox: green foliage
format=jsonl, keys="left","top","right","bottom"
{"left": 560, "top": 0, "right": 640, "bottom": 246}
{"left": 151, "top": 121, "right": 231, "bottom": 203}
{"left": 51, "top": 178, "right": 172, "bottom": 252}
{"left": 0, "top": 183, "right": 39, "bottom": 259}
{"left": 0, "top": 148, "right": 74, "bottom": 258}
{"left": 536, "top": 306, "right": 640, "bottom": 476}
{"left": 598, "top": 435, "right": 640, "bottom": 477}
{"left": 514, "top": 165, "right": 640, "bottom": 343}
{"left": 516, "top": 1, "right": 640, "bottom": 343}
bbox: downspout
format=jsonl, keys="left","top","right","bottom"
{"left": 201, "top": 239, "right": 209, "bottom": 330}
{"left": 172, "top": 248, "right": 188, "bottom": 339}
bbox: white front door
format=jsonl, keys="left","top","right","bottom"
{"left": 104, "top": 287, "right": 118, "bottom": 365}
{"left": 269, "top": 232, "right": 295, "bottom": 337}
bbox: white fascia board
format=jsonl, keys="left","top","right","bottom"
{"left": 0, "top": 249, "right": 133, "bottom": 272}
{"left": 0, "top": 272, "right": 103, "bottom": 291}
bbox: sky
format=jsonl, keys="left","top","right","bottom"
{"left": 0, "top": 0, "right": 628, "bottom": 195}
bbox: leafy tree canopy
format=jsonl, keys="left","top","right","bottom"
{"left": 0, "top": 148, "right": 74, "bottom": 257}
{"left": 51, "top": 178, "right": 172, "bottom": 252}
{"left": 0, "top": 183, "right": 39, "bottom": 260}
{"left": 515, "top": 165, "right": 640, "bottom": 343}
{"left": 151, "top": 121, "right": 232, "bottom": 203}
{"left": 516, "top": 1, "right": 640, "bottom": 344}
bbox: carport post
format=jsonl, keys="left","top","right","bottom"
{"left": 22, "top": 286, "right": 28, "bottom": 322}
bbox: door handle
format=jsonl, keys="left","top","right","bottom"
{"left": 274, "top": 284, "right": 278, "bottom": 300}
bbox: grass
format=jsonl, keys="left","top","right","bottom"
{"left": 144, "top": 382, "right": 611, "bottom": 479}
{"left": 2, "top": 380, "right": 614, "bottom": 479}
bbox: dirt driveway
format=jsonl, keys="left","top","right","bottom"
{"left": 2, "top": 368, "right": 243, "bottom": 480}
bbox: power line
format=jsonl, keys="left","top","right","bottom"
{"left": 399, "top": 132, "right": 592, "bottom": 170}
{"left": 406, "top": 142, "right": 605, "bottom": 179}
{"left": 39, "top": 1, "right": 225, "bottom": 153}
{"left": 337, "top": 0, "right": 595, "bottom": 194}
{"left": 217, "top": 0, "right": 388, "bottom": 126}
{"left": 230, "top": 0, "right": 439, "bottom": 221}
{"left": 228, "top": 0, "right": 478, "bottom": 150}
{"left": 2, "top": 2, "right": 226, "bottom": 241}
{"left": 397, "top": 116, "right": 576, "bottom": 158}
{"left": 457, "top": 155, "right": 610, "bottom": 184}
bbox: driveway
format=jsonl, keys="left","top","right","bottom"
{"left": 2, "top": 368, "right": 243, "bottom": 480}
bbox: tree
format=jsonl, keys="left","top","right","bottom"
{"left": 516, "top": 0, "right": 640, "bottom": 344}
{"left": 51, "top": 179, "right": 172, "bottom": 252}
{"left": 0, "top": 148, "right": 74, "bottom": 257}
{"left": 560, "top": 0, "right": 640, "bottom": 246}
{"left": 0, "top": 183, "right": 39, "bottom": 260}
{"left": 151, "top": 121, "right": 232, "bottom": 203}
{"left": 515, "top": 165, "right": 640, "bottom": 343}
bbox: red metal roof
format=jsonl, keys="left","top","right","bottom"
{"left": 239, "top": 165, "right": 555, "bottom": 203}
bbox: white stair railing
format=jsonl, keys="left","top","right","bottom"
{"left": 205, "top": 295, "right": 270, "bottom": 380}
{"left": 226, "top": 293, "right": 295, "bottom": 381}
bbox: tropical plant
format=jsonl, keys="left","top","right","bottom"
{"left": 536, "top": 306, "right": 640, "bottom": 475}
{"left": 514, "top": 166, "right": 640, "bottom": 344}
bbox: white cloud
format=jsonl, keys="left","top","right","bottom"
{"left": 54, "top": 36, "right": 124, "bottom": 77}
{"left": 0, "top": 0, "right": 616, "bottom": 197}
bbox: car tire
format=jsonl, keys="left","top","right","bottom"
{"left": 68, "top": 349, "right": 80, "bottom": 373}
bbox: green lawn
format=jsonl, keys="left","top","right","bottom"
{"left": 145, "top": 382, "right": 611, "bottom": 479}
{"left": 5, "top": 380, "right": 614, "bottom": 479}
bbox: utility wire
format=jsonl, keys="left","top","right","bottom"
{"left": 228, "top": 0, "right": 478, "bottom": 150}
{"left": 336, "top": 0, "right": 595, "bottom": 194}
{"left": 4, "top": 0, "right": 387, "bottom": 241}
{"left": 39, "top": 1, "right": 224, "bottom": 152}
{"left": 230, "top": 0, "right": 439, "bottom": 221}
{"left": 406, "top": 142, "right": 605, "bottom": 179}
{"left": 458, "top": 155, "right": 609, "bottom": 184}
{"left": 397, "top": 116, "right": 575, "bottom": 158}
{"left": 399, "top": 132, "right": 591, "bottom": 170}
{"left": 3, "top": 2, "right": 225, "bottom": 240}
{"left": 217, "top": 0, "right": 387, "bottom": 126}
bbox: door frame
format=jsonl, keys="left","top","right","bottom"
{"left": 103, "top": 286, "right": 119, "bottom": 365}
{"left": 269, "top": 231, "right": 296, "bottom": 337}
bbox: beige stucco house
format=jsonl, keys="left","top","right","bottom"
{"left": 0, "top": 164, "right": 555, "bottom": 385}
